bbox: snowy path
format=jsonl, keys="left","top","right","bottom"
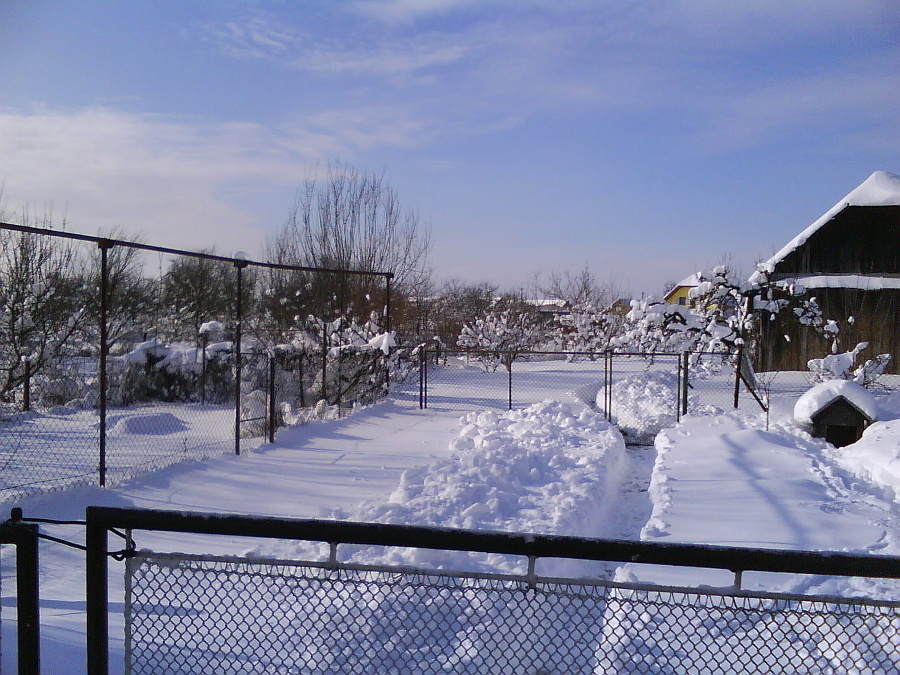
{"left": 632, "top": 410, "right": 900, "bottom": 596}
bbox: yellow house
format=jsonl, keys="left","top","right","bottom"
{"left": 663, "top": 274, "right": 700, "bottom": 306}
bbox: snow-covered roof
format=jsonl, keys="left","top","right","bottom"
{"left": 793, "top": 380, "right": 880, "bottom": 427}
{"left": 664, "top": 273, "right": 700, "bottom": 301}
{"left": 673, "top": 273, "right": 700, "bottom": 289}
{"left": 779, "top": 274, "right": 900, "bottom": 292}
{"left": 763, "top": 171, "right": 900, "bottom": 271}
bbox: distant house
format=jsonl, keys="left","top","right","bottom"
{"left": 753, "top": 171, "right": 900, "bottom": 374}
{"left": 533, "top": 298, "right": 569, "bottom": 318}
{"left": 663, "top": 274, "right": 700, "bottom": 307}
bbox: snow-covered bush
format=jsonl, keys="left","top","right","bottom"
{"left": 808, "top": 342, "right": 891, "bottom": 386}
{"left": 108, "top": 339, "right": 234, "bottom": 406}
{"left": 611, "top": 299, "right": 702, "bottom": 353}
{"left": 33, "top": 373, "right": 82, "bottom": 407}
{"left": 457, "top": 308, "right": 546, "bottom": 372}
{"left": 554, "top": 303, "right": 622, "bottom": 358}
{"left": 597, "top": 371, "right": 681, "bottom": 443}
{"left": 276, "top": 312, "right": 407, "bottom": 408}
{"left": 613, "top": 266, "right": 753, "bottom": 356}
{"left": 239, "top": 390, "right": 270, "bottom": 438}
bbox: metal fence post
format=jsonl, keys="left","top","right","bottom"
{"left": 385, "top": 275, "right": 392, "bottom": 333}
{"left": 233, "top": 260, "right": 247, "bottom": 456}
{"left": 268, "top": 355, "right": 276, "bottom": 443}
{"left": 98, "top": 240, "right": 112, "bottom": 487}
{"left": 22, "top": 359, "right": 30, "bottom": 412}
{"left": 508, "top": 362, "right": 513, "bottom": 410}
{"left": 418, "top": 346, "right": 425, "bottom": 409}
{"left": 681, "top": 351, "right": 690, "bottom": 418}
{"left": 321, "top": 319, "right": 328, "bottom": 405}
{"left": 603, "top": 350, "right": 612, "bottom": 422}
{"left": 1, "top": 519, "right": 41, "bottom": 675}
{"left": 200, "top": 331, "right": 209, "bottom": 404}
{"left": 733, "top": 346, "right": 743, "bottom": 409}
{"left": 85, "top": 509, "right": 110, "bottom": 675}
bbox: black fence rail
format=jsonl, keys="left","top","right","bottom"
{"left": 0, "top": 519, "right": 40, "bottom": 675}
{"left": 85, "top": 506, "right": 900, "bottom": 675}
{"left": 0, "top": 222, "right": 393, "bottom": 502}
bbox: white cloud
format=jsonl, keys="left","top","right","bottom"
{"left": 291, "top": 38, "right": 472, "bottom": 78}
{"left": 348, "top": 0, "right": 481, "bottom": 24}
{"left": 0, "top": 102, "right": 490, "bottom": 258}
{"left": 206, "top": 18, "right": 302, "bottom": 61}
{"left": 0, "top": 108, "right": 320, "bottom": 256}
{"left": 195, "top": 2, "right": 898, "bottom": 155}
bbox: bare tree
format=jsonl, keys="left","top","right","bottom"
{"left": 267, "top": 161, "right": 431, "bottom": 324}
{"left": 534, "top": 265, "right": 618, "bottom": 308}
{"left": 162, "top": 251, "right": 237, "bottom": 343}
{"left": 0, "top": 209, "right": 85, "bottom": 401}
{"left": 81, "top": 231, "right": 159, "bottom": 351}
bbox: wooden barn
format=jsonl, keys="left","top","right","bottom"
{"left": 753, "top": 171, "right": 900, "bottom": 374}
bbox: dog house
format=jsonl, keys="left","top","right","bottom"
{"left": 794, "top": 380, "right": 879, "bottom": 447}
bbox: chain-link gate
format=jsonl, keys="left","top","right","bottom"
{"left": 86, "top": 507, "right": 900, "bottom": 675}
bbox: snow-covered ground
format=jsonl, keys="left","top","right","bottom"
{"left": 2, "top": 365, "right": 899, "bottom": 673}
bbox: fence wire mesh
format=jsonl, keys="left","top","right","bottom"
{"left": 420, "top": 350, "right": 762, "bottom": 441}
{"left": 125, "top": 552, "right": 899, "bottom": 675}
{"left": 0, "top": 224, "right": 393, "bottom": 502}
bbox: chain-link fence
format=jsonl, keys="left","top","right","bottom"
{"left": 0, "top": 223, "right": 393, "bottom": 502}
{"left": 81, "top": 508, "right": 900, "bottom": 675}
{"left": 124, "top": 553, "right": 898, "bottom": 675}
{"left": 419, "top": 349, "right": 763, "bottom": 442}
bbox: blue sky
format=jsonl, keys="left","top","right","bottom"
{"left": 1, "top": 0, "right": 897, "bottom": 297}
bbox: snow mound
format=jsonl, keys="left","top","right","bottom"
{"left": 833, "top": 418, "right": 900, "bottom": 503}
{"left": 597, "top": 370, "right": 713, "bottom": 444}
{"left": 110, "top": 412, "right": 189, "bottom": 435}
{"left": 288, "top": 400, "right": 626, "bottom": 573}
{"left": 793, "top": 380, "right": 880, "bottom": 427}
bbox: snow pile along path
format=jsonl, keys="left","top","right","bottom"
{"left": 261, "top": 400, "right": 627, "bottom": 574}
{"left": 632, "top": 410, "right": 900, "bottom": 597}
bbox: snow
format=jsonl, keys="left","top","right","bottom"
{"left": 668, "top": 273, "right": 700, "bottom": 292}
{"left": 3, "top": 366, "right": 900, "bottom": 673}
{"left": 599, "top": 370, "right": 688, "bottom": 444}
{"left": 367, "top": 331, "right": 396, "bottom": 354}
{"left": 761, "top": 170, "right": 900, "bottom": 271}
{"left": 198, "top": 320, "right": 225, "bottom": 336}
{"left": 793, "top": 379, "right": 880, "bottom": 426}
{"left": 832, "top": 391, "right": 900, "bottom": 503}
{"left": 782, "top": 274, "right": 900, "bottom": 291}
{"left": 632, "top": 409, "right": 900, "bottom": 602}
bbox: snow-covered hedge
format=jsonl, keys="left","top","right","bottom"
{"left": 109, "top": 339, "right": 235, "bottom": 406}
